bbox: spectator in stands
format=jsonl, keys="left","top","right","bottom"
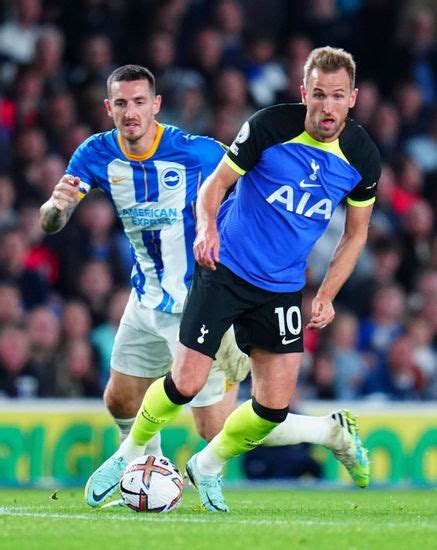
{"left": 394, "top": 80, "right": 429, "bottom": 141}
{"left": 388, "top": 5, "right": 437, "bottom": 106}
{"left": 386, "top": 334, "right": 425, "bottom": 400}
{"left": 0, "top": 0, "right": 43, "bottom": 88}
{"left": 212, "top": 67, "right": 254, "bottom": 129}
{"left": 41, "top": 92, "right": 78, "bottom": 150}
{"left": 352, "top": 79, "right": 379, "bottom": 126}
{"left": 76, "top": 259, "right": 114, "bottom": 327}
{"left": 329, "top": 310, "right": 367, "bottom": 399}
{"left": 5, "top": 65, "right": 45, "bottom": 132}
{"left": 0, "top": 175, "right": 16, "bottom": 229}
{"left": 279, "top": 35, "right": 313, "bottom": 103}
{"left": 0, "top": 283, "right": 23, "bottom": 329}
{"left": 61, "top": 300, "right": 92, "bottom": 341}
{"left": 166, "top": 83, "right": 212, "bottom": 136}
{"left": 10, "top": 127, "right": 48, "bottom": 204}
{"left": 358, "top": 283, "right": 406, "bottom": 377}
{"left": 211, "top": 0, "right": 245, "bottom": 67}
{"left": 243, "top": 33, "right": 287, "bottom": 108}
{"left": 142, "top": 32, "right": 204, "bottom": 118}
{"left": 18, "top": 202, "right": 59, "bottom": 287}
{"left": 55, "top": 338, "right": 101, "bottom": 397}
{"left": 58, "top": 124, "right": 92, "bottom": 160}
{"left": 391, "top": 156, "right": 424, "bottom": 216}
{"left": 30, "top": 26, "right": 68, "bottom": 95}
{"left": 338, "top": 237, "right": 403, "bottom": 317}
{"left": 69, "top": 33, "right": 115, "bottom": 95}
{"left": 406, "top": 316, "right": 436, "bottom": 396}
{"left": 31, "top": 154, "right": 67, "bottom": 203}
{"left": 368, "top": 102, "right": 401, "bottom": 162}
{"left": 405, "top": 108, "right": 437, "bottom": 174}
{"left": 0, "top": 326, "right": 34, "bottom": 397}
{"left": 307, "top": 352, "right": 336, "bottom": 400}
{"left": 25, "top": 305, "right": 61, "bottom": 396}
{"left": 188, "top": 27, "right": 224, "bottom": 88}
{"left": 0, "top": 226, "right": 49, "bottom": 308}
{"left": 91, "top": 287, "right": 130, "bottom": 390}
{"left": 397, "top": 200, "right": 434, "bottom": 291}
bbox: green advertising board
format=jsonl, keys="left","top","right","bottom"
{"left": 0, "top": 401, "right": 436, "bottom": 486}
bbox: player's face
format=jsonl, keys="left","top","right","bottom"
{"left": 105, "top": 80, "right": 161, "bottom": 148}
{"left": 301, "top": 68, "right": 358, "bottom": 142}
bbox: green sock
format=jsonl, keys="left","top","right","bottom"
{"left": 131, "top": 377, "right": 183, "bottom": 446}
{"left": 209, "top": 399, "right": 280, "bottom": 463}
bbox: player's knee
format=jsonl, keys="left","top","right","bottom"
{"left": 104, "top": 385, "right": 138, "bottom": 418}
{"left": 197, "top": 423, "right": 220, "bottom": 442}
{"left": 252, "top": 396, "right": 289, "bottom": 424}
{"left": 164, "top": 372, "right": 197, "bottom": 404}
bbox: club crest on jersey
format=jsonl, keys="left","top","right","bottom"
{"left": 235, "top": 122, "right": 250, "bottom": 144}
{"left": 266, "top": 185, "right": 332, "bottom": 220}
{"left": 160, "top": 168, "right": 183, "bottom": 190}
{"left": 230, "top": 121, "right": 250, "bottom": 155}
{"left": 309, "top": 159, "right": 320, "bottom": 181}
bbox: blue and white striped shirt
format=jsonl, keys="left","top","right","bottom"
{"left": 67, "top": 123, "right": 225, "bottom": 313}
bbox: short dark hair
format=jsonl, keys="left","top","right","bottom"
{"left": 304, "top": 46, "right": 356, "bottom": 90}
{"left": 106, "top": 64, "right": 156, "bottom": 97}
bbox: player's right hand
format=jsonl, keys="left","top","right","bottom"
{"left": 50, "top": 175, "right": 80, "bottom": 212}
{"left": 193, "top": 222, "right": 220, "bottom": 270}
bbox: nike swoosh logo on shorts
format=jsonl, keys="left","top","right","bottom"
{"left": 92, "top": 482, "right": 119, "bottom": 502}
{"left": 281, "top": 336, "right": 301, "bottom": 345}
{"left": 299, "top": 180, "right": 321, "bottom": 188}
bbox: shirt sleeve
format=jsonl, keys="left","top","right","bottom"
{"left": 193, "top": 136, "right": 227, "bottom": 183}
{"left": 346, "top": 137, "right": 381, "bottom": 207}
{"left": 224, "top": 110, "right": 266, "bottom": 175}
{"left": 65, "top": 137, "right": 98, "bottom": 199}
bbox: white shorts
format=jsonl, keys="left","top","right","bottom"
{"left": 111, "top": 290, "right": 250, "bottom": 407}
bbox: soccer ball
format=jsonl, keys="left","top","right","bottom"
{"left": 119, "top": 455, "right": 184, "bottom": 513}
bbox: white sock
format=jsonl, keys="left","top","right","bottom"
{"left": 195, "top": 438, "right": 226, "bottom": 476}
{"left": 144, "top": 433, "right": 162, "bottom": 457}
{"left": 263, "top": 413, "right": 334, "bottom": 447}
{"left": 113, "top": 417, "right": 162, "bottom": 457}
{"left": 115, "top": 433, "right": 146, "bottom": 464}
{"left": 113, "top": 417, "right": 135, "bottom": 441}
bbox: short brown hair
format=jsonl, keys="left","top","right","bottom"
{"left": 106, "top": 64, "right": 156, "bottom": 98}
{"left": 303, "top": 46, "right": 356, "bottom": 89}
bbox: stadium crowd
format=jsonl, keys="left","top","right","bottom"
{"left": 0, "top": 0, "right": 436, "bottom": 401}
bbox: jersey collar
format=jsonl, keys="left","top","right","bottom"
{"left": 117, "top": 122, "right": 165, "bottom": 161}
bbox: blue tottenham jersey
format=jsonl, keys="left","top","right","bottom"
{"left": 219, "top": 104, "right": 381, "bottom": 292}
{"left": 67, "top": 124, "right": 225, "bottom": 313}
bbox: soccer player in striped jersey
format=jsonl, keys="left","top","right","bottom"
{"left": 40, "top": 64, "right": 371, "bottom": 509}
{"left": 40, "top": 63, "right": 246, "bottom": 471}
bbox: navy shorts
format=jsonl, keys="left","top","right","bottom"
{"left": 179, "top": 263, "right": 304, "bottom": 358}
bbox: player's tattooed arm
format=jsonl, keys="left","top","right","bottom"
{"left": 40, "top": 175, "right": 81, "bottom": 234}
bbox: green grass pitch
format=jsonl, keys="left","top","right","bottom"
{"left": 1, "top": 487, "right": 436, "bottom": 549}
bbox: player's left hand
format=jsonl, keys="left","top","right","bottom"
{"left": 306, "top": 295, "right": 335, "bottom": 330}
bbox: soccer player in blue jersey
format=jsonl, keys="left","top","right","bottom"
{"left": 41, "top": 63, "right": 371, "bottom": 509}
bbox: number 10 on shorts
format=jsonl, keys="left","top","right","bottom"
{"left": 274, "top": 306, "right": 302, "bottom": 336}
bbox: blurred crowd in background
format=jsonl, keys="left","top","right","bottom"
{"left": 0, "top": 0, "right": 436, "bottom": 402}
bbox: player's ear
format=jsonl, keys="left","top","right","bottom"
{"left": 104, "top": 98, "right": 113, "bottom": 118}
{"left": 153, "top": 94, "right": 162, "bottom": 116}
{"left": 300, "top": 84, "right": 307, "bottom": 105}
{"left": 349, "top": 88, "right": 358, "bottom": 108}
